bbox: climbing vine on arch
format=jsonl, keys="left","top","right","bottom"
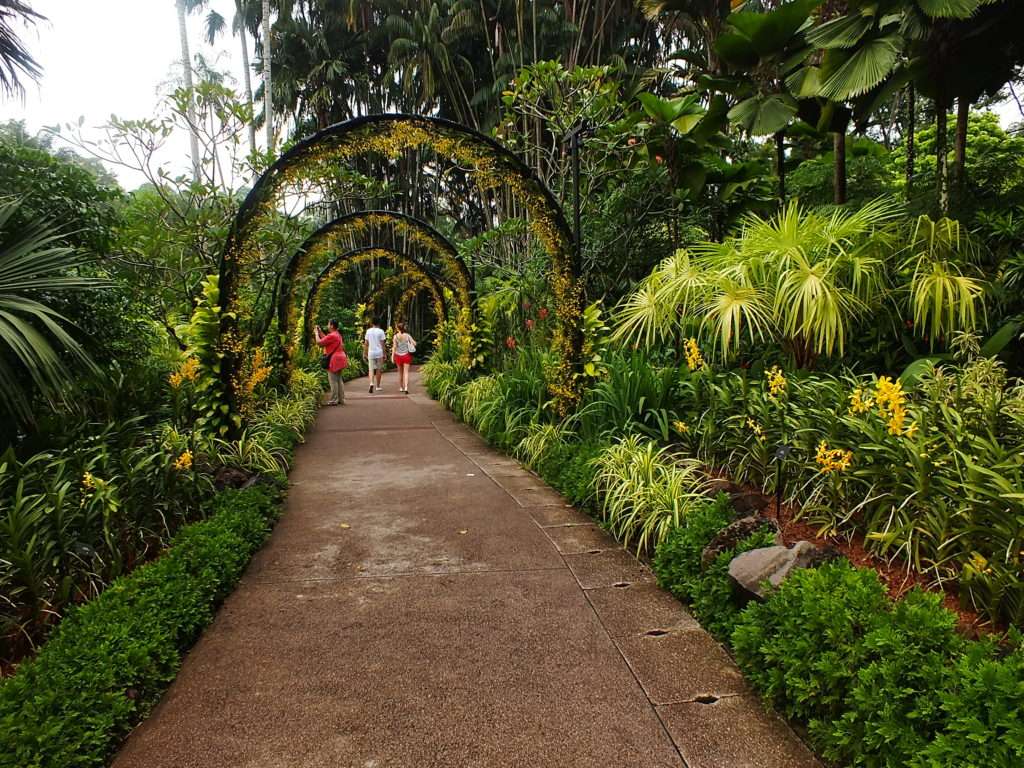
{"left": 273, "top": 210, "right": 473, "bottom": 367}
{"left": 219, "top": 114, "right": 581, "bottom": 423}
{"left": 302, "top": 247, "right": 449, "bottom": 350}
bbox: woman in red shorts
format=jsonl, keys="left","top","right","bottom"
{"left": 391, "top": 321, "right": 416, "bottom": 394}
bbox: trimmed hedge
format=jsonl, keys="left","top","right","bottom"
{"left": 652, "top": 504, "right": 1024, "bottom": 768}
{"left": 0, "top": 486, "right": 280, "bottom": 768}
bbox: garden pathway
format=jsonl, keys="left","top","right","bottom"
{"left": 114, "top": 369, "right": 819, "bottom": 768}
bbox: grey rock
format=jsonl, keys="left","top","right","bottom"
{"left": 700, "top": 516, "right": 781, "bottom": 570}
{"left": 728, "top": 541, "right": 823, "bottom": 601}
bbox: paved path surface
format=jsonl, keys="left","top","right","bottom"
{"left": 114, "top": 370, "right": 819, "bottom": 768}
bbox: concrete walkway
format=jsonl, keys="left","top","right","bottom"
{"left": 114, "top": 370, "right": 819, "bottom": 768}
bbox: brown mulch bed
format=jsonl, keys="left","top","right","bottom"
{"left": 762, "top": 495, "right": 993, "bottom": 638}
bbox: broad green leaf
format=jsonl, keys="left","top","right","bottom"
{"left": 805, "top": 13, "right": 874, "bottom": 49}
{"left": 916, "top": 0, "right": 981, "bottom": 19}
{"left": 980, "top": 319, "right": 1022, "bottom": 357}
{"left": 817, "top": 32, "right": 903, "bottom": 100}
{"left": 728, "top": 93, "right": 798, "bottom": 136}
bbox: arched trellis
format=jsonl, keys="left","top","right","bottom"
{"left": 219, "top": 114, "right": 582, "bottom": 419}
{"left": 395, "top": 282, "right": 434, "bottom": 325}
{"left": 273, "top": 210, "right": 473, "bottom": 361}
{"left": 364, "top": 273, "right": 435, "bottom": 317}
{"left": 302, "top": 246, "right": 449, "bottom": 350}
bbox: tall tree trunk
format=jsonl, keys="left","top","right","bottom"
{"left": 261, "top": 0, "right": 273, "bottom": 153}
{"left": 906, "top": 83, "right": 915, "bottom": 200}
{"left": 239, "top": 22, "right": 257, "bottom": 155}
{"left": 176, "top": 0, "right": 201, "bottom": 182}
{"left": 833, "top": 131, "right": 847, "bottom": 205}
{"left": 775, "top": 130, "right": 786, "bottom": 206}
{"left": 954, "top": 95, "right": 969, "bottom": 192}
{"left": 936, "top": 100, "right": 950, "bottom": 217}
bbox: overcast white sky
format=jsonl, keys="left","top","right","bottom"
{"left": 3, "top": 1, "right": 1022, "bottom": 191}
{"left": 0, "top": 0, "right": 248, "bottom": 188}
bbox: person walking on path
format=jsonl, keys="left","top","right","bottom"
{"left": 391, "top": 321, "right": 416, "bottom": 394}
{"left": 314, "top": 320, "right": 348, "bottom": 405}
{"left": 364, "top": 317, "right": 387, "bottom": 393}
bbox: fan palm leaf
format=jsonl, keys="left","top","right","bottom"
{"left": 0, "top": 198, "right": 102, "bottom": 424}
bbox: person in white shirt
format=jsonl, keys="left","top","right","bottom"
{"left": 363, "top": 317, "right": 387, "bottom": 393}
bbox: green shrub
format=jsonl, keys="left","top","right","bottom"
{"left": 731, "top": 561, "right": 975, "bottom": 767}
{"left": 541, "top": 441, "right": 606, "bottom": 508}
{"left": 0, "top": 487, "right": 278, "bottom": 768}
{"left": 732, "top": 561, "right": 891, "bottom": 726}
{"left": 917, "top": 640, "right": 1024, "bottom": 768}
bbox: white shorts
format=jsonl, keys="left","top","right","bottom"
{"left": 369, "top": 356, "right": 385, "bottom": 374}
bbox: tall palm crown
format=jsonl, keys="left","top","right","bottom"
{"left": 0, "top": 0, "right": 43, "bottom": 99}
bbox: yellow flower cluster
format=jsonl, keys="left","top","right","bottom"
{"left": 672, "top": 420, "right": 690, "bottom": 434}
{"left": 746, "top": 418, "right": 766, "bottom": 443}
{"left": 875, "top": 376, "right": 907, "bottom": 435}
{"left": 243, "top": 349, "right": 273, "bottom": 396}
{"left": 684, "top": 338, "right": 705, "bottom": 371}
{"left": 169, "top": 357, "right": 200, "bottom": 388}
{"left": 816, "top": 440, "right": 853, "bottom": 474}
{"left": 848, "top": 386, "right": 874, "bottom": 414}
{"left": 82, "top": 472, "right": 97, "bottom": 491}
{"left": 766, "top": 366, "right": 787, "bottom": 398}
{"left": 965, "top": 551, "right": 992, "bottom": 576}
{"left": 173, "top": 450, "right": 194, "bottom": 471}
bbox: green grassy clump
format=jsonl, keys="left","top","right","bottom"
{"left": 0, "top": 486, "right": 279, "bottom": 768}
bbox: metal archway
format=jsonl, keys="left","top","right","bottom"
{"left": 218, "top": 114, "right": 582, "bottom": 421}
{"left": 301, "top": 246, "right": 449, "bottom": 351}
{"left": 274, "top": 209, "right": 472, "bottom": 357}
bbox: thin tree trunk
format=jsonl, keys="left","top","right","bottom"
{"left": 954, "top": 95, "right": 969, "bottom": 192}
{"left": 906, "top": 83, "right": 915, "bottom": 200}
{"left": 833, "top": 131, "right": 847, "bottom": 205}
{"left": 775, "top": 130, "right": 786, "bottom": 206}
{"left": 261, "top": 0, "right": 273, "bottom": 152}
{"left": 936, "top": 101, "right": 949, "bottom": 217}
{"left": 239, "top": 22, "right": 257, "bottom": 155}
{"left": 176, "top": 0, "right": 201, "bottom": 182}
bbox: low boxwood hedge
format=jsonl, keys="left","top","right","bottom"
{"left": 0, "top": 486, "right": 280, "bottom": 768}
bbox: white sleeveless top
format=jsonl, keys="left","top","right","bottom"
{"left": 394, "top": 333, "right": 412, "bottom": 355}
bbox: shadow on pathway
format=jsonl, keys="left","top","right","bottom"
{"left": 114, "top": 368, "right": 820, "bottom": 768}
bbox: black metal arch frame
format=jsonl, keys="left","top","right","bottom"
{"left": 301, "top": 245, "right": 450, "bottom": 350}
{"left": 273, "top": 209, "right": 472, "bottom": 354}
{"left": 218, "top": 113, "right": 580, "bottom": 417}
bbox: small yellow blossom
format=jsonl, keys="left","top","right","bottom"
{"left": 82, "top": 472, "right": 96, "bottom": 490}
{"left": 875, "top": 376, "right": 909, "bottom": 436}
{"left": 173, "top": 451, "right": 194, "bottom": 471}
{"left": 815, "top": 440, "right": 853, "bottom": 474}
{"left": 766, "top": 366, "right": 787, "bottom": 398}
{"left": 672, "top": 420, "right": 690, "bottom": 434}
{"left": 746, "top": 418, "right": 766, "bottom": 442}
{"left": 904, "top": 421, "right": 919, "bottom": 438}
{"left": 684, "top": 338, "right": 705, "bottom": 371}
{"left": 966, "top": 552, "right": 992, "bottom": 576}
{"left": 169, "top": 357, "right": 200, "bottom": 389}
{"left": 848, "top": 387, "right": 874, "bottom": 414}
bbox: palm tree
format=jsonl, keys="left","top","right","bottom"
{"left": 385, "top": 1, "right": 478, "bottom": 126}
{"left": 175, "top": 0, "right": 203, "bottom": 181}
{"left": 205, "top": 0, "right": 258, "bottom": 154}
{"left": 0, "top": 198, "right": 101, "bottom": 426}
{"left": 0, "top": 0, "right": 43, "bottom": 99}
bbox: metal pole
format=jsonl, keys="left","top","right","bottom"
{"left": 572, "top": 130, "right": 581, "bottom": 272}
